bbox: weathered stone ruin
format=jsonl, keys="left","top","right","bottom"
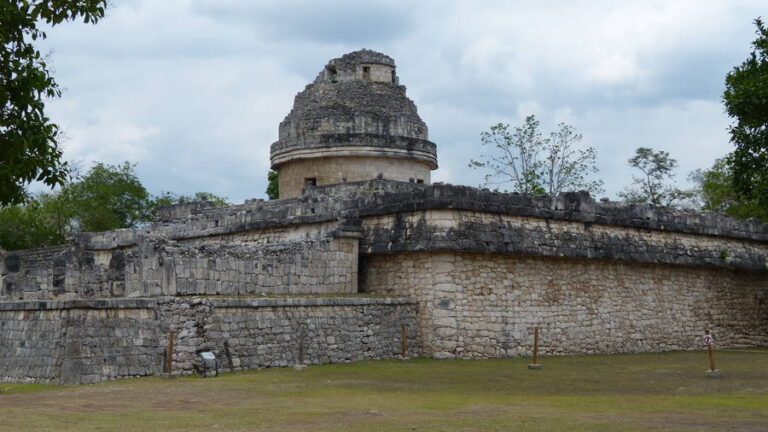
{"left": 2, "top": 50, "right": 767, "bottom": 384}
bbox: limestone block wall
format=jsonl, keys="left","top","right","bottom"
{"left": 360, "top": 251, "right": 768, "bottom": 359}
{"left": 0, "top": 296, "right": 417, "bottom": 384}
{"left": 1, "top": 246, "right": 136, "bottom": 301}
{"left": 161, "top": 297, "right": 418, "bottom": 375}
{"left": 165, "top": 237, "right": 359, "bottom": 296}
{"left": 0, "top": 299, "right": 162, "bottom": 384}
{"left": 279, "top": 156, "right": 431, "bottom": 198}
{"left": 1, "top": 234, "right": 359, "bottom": 300}
{"left": 360, "top": 63, "right": 395, "bottom": 82}
{"left": 361, "top": 209, "right": 768, "bottom": 271}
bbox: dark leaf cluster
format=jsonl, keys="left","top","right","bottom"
{"left": 1, "top": 0, "right": 106, "bottom": 206}
{"left": 0, "top": 161, "right": 229, "bottom": 251}
{"left": 723, "top": 18, "right": 768, "bottom": 213}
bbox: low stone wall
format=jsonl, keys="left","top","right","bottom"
{"left": 360, "top": 251, "right": 768, "bottom": 359}
{"left": 162, "top": 297, "right": 418, "bottom": 375}
{"left": 0, "top": 299, "right": 162, "bottom": 384}
{"left": 0, "top": 296, "right": 418, "bottom": 384}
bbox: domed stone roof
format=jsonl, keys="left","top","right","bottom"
{"left": 270, "top": 49, "right": 438, "bottom": 169}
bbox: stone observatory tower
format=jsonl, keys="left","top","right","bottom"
{"left": 270, "top": 49, "right": 438, "bottom": 198}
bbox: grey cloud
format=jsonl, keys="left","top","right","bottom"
{"left": 30, "top": 0, "right": 767, "bottom": 205}
{"left": 191, "top": 0, "right": 415, "bottom": 45}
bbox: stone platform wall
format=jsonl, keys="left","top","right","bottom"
{"left": 146, "top": 237, "right": 359, "bottom": 296}
{"left": 0, "top": 296, "right": 418, "bottom": 384}
{"left": 162, "top": 297, "right": 418, "bottom": 375}
{"left": 1, "top": 236, "right": 359, "bottom": 301}
{"left": 360, "top": 209, "right": 768, "bottom": 271}
{"left": 0, "top": 299, "right": 161, "bottom": 384}
{"left": 360, "top": 251, "right": 768, "bottom": 359}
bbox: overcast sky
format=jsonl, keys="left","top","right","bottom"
{"left": 36, "top": 0, "right": 765, "bottom": 203}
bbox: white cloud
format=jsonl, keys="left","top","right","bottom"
{"left": 30, "top": 0, "right": 765, "bottom": 203}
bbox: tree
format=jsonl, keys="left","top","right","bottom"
{"left": 618, "top": 147, "right": 693, "bottom": 207}
{"left": 470, "top": 115, "right": 604, "bottom": 195}
{"left": 151, "top": 191, "right": 229, "bottom": 212}
{"left": 689, "top": 155, "right": 767, "bottom": 220}
{"left": 0, "top": 162, "right": 231, "bottom": 250}
{"left": 0, "top": 192, "right": 68, "bottom": 250}
{"left": 266, "top": 170, "right": 279, "bottom": 200}
{"left": 723, "top": 18, "right": 768, "bottom": 213}
{"left": 0, "top": 0, "right": 107, "bottom": 206}
{"left": 61, "top": 162, "right": 152, "bottom": 232}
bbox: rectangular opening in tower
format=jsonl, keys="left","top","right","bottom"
{"left": 362, "top": 66, "right": 371, "bottom": 81}
{"left": 304, "top": 177, "right": 317, "bottom": 186}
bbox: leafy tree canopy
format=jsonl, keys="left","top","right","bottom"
{"left": 723, "top": 18, "right": 768, "bottom": 212}
{"left": 0, "top": 161, "right": 229, "bottom": 251}
{"left": 63, "top": 162, "right": 152, "bottom": 232}
{"left": 689, "top": 155, "right": 768, "bottom": 221}
{"left": 619, "top": 147, "right": 694, "bottom": 207}
{"left": 0, "top": 0, "right": 107, "bottom": 206}
{"left": 470, "top": 115, "right": 604, "bottom": 195}
{"left": 152, "top": 191, "right": 229, "bottom": 212}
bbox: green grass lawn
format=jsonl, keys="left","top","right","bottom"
{"left": 2, "top": 349, "right": 767, "bottom": 431}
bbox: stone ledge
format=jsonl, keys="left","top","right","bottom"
{"left": 44, "top": 180, "right": 768, "bottom": 253}
{"left": 0, "top": 296, "right": 416, "bottom": 311}
{"left": 0, "top": 298, "right": 158, "bottom": 311}
{"left": 271, "top": 134, "right": 438, "bottom": 169}
{"left": 208, "top": 296, "right": 416, "bottom": 308}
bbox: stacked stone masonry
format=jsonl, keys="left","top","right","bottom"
{"left": 360, "top": 251, "right": 768, "bottom": 359}
{"left": 2, "top": 181, "right": 768, "bottom": 384}
{"left": 2, "top": 48, "right": 768, "bottom": 384}
{"left": 0, "top": 297, "right": 417, "bottom": 384}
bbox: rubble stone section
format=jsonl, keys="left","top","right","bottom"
{"left": 161, "top": 297, "right": 418, "bottom": 375}
{"left": 0, "top": 297, "right": 417, "bottom": 384}
{"left": 360, "top": 251, "right": 768, "bottom": 359}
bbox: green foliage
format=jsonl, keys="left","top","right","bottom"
{"left": 724, "top": 18, "right": 768, "bottom": 214}
{"left": 470, "top": 116, "right": 604, "bottom": 195}
{"left": 0, "top": 192, "right": 67, "bottom": 250}
{"left": 62, "top": 162, "right": 152, "bottom": 232}
{"left": 0, "top": 162, "right": 232, "bottom": 251}
{"left": 688, "top": 156, "right": 767, "bottom": 220}
{"left": 266, "top": 170, "right": 279, "bottom": 200}
{"left": 152, "top": 191, "right": 229, "bottom": 208}
{"left": 619, "top": 147, "right": 694, "bottom": 207}
{"left": 0, "top": 0, "right": 107, "bottom": 206}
